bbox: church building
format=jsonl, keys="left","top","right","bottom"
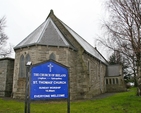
{"left": 13, "top": 10, "right": 110, "bottom": 100}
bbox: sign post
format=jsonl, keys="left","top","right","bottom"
{"left": 25, "top": 61, "right": 32, "bottom": 113}
{"left": 67, "top": 70, "right": 70, "bottom": 113}
{"left": 30, "top": 60, "right": 70, "bottom": 112}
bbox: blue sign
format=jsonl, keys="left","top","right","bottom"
{"left": 30, "top": 60, "right": 69, "bottom": 100}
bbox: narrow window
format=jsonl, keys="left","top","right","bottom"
{"left": 109, "top": 79, "right": 112, "bottom": 84}
{"left": 116, "top": 78, "right": 119, "bottom": 84}
{"left": 26, "top": 54, "right": 31, "bottom": 63}
{"left": 88, "top": 60, "right": 90, "bottom": 73}
{"left": 113, "top": 78, "right": 115, "bottom": 84}
{"left": 49, "top": 53, "right": 56, "bottom": 60}
{"left": 106, "top": 79, "right": 108, "bottom": 84}
{"left": 19, "top": 55, "right": 25, "bottom": 78}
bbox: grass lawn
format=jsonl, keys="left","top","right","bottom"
{"left": 0, "top": 88, "right": 141, "bottom": 113}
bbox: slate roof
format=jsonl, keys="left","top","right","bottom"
{"left": 14, "top": 10, "right": 107, "bottom": 64}
{"left": 107, "top": 65, "right": 122, "bottom": 76}
{"left": 14, "top": 17, "right": 74, "bottom": 49}
{"left": 61, "top": 21, "right": 107, "bottom": 64}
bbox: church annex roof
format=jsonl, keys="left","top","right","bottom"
{"left": 14, "top": 10, "right": 107, "bottom": 64}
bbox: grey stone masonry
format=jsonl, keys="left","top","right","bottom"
{"left": 0, "top": 57, "right": 14, "bottom": 97}
{"left": 105, "top": 76, "right": 127, "bottom": 92}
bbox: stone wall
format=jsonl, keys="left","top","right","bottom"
{"left": 0, "top": 58, "right": 14, "bottom": 97}
{"left": 13, "top": 45, "right": 107, "bottom": 100}
{"left": 79, "top": 53, "right": 107, "bottom": 99}
{"left": 13, "top": 46, "right": 72, "bottom": 98}
{"left": 105, "top": 76, "right": 126, "bottom": 92}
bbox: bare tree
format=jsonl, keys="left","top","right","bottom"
{"left": 0, "top": 16, "right": 12, "bottom": 57}
{"left": 97, "top": 0, "right": 141, "bottom": 95}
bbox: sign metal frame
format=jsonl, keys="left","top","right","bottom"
{"left": 25, "top": 60, "right": 70, "bottom": 113}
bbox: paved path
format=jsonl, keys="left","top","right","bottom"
{"left": 92, "top": 93, "right": 116, "bottom": 100}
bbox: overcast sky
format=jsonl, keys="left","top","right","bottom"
{"left": 0, "top": 0, "right": 108, "bottom": 58}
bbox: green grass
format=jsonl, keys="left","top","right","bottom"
{"left": 0, "top": 88, "right": 141, "bottom": 113}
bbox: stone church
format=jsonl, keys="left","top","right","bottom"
{"left": 11, "top": 10, "right": 126, "bottom": 100}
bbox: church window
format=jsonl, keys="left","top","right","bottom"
{"left": 49, "top": 53, "right": 56, "bottom": 60}
{"left": 109, "top": 79, "right": 112, "bottom": 84}
{"left": 106, "top": 79, "right": 108, "bottom": 84}
{"left": 26, "top": 54, "right": 31, "bottom": 63}
{"left": 97, "top": 64, "right": 99, "bottom": 80}
{"left": 19, "top": 55, "right": 25, "bottom": 78}
{"left": 113, "top": 78, "right": 115, "bottom": 84}
{"left": 88, "top": 60, "right": 90, "bottom": 73}
{"left": 116, "top": 78, "right": 119, "bottom": 84}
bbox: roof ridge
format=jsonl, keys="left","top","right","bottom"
{"left": 49, "top": 15, "right": 77, "bottom": 50}
{"left": 36, "top": 18, "right": 51, "bottom": 43}
{"left": 60, "top": 19, "right": 95, "bottom": 49}
{"left": 46, "top": 9, "right": 54, "bottom": 20}
{"left": 95, "top": 47, "right": 108, "bottom": 64}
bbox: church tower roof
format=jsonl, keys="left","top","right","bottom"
{"left": 14, "top": 10, "right": 107, "bottom": 64}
